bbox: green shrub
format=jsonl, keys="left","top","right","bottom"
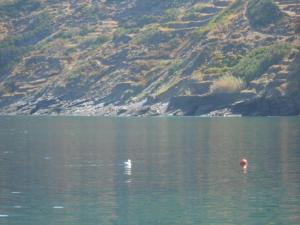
{"left": 0, "top": 12, "right": 54, "bottom": 76}
{"left": 0, "top": 13, "right": 53, "bottom": 48}
{"left": 135, "top": 15, "right": 158, "bottom": 26}
{"left": 0, "top": 0, "right": 41, "bottom": 17}
{"left": 232, "top": 43, "right": 290, "bottom": 82}
{"left": 135, "top": 25, "right": 171, "bottom": 45}
{"left": 0, "top": 46, "right": 28, "bottom": 76}
{"left": 137, "top": 0, "right": 194, "bottom": 7}
{"left": 168, "top": 38, "right": 179, "bottom": 49}
{"left": 193, "top": 0, "right": 243, "bottom": 39}
{"left": 113, "top": 28, "right": 129, "bottom": 41}
{"left": 136, "top": 26, "right": 160, "bottom": 44}
{"left": 164, "top": 8, "right": 181, "bottom": 21}
{"left": 79, "top": 27, "right": 93, "bottom": 36}
{"left": 3, "top": 80, "right": 17, "bottom": 92}
{"left": 94, "top": 36, "right": 110, "bottom": 45}
{"left": 106, "top": 0, "right": 126, "bottom": 4}
{"left": 168, "top": 60, "right": 183, "bottom": 75}
{"left": 247, "top": 0, "right": 282, "bottom": 27}
{"left": 55, "top": 31, "right": 74, "bottom": 40}
{"left": 212, "top": 51, "right": 241, "bottom": 68}
{"left": 182, "top": 3, "right": 211, "bottom": 21}
{"left": 79, "top": 35, "right": 110, "bottom": 49}
{"left": 289, "top": 51, "right": 300, "bottom": 81}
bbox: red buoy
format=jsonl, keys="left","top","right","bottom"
{"left": 240, "top": 158, "right": 248, "bottom": 169}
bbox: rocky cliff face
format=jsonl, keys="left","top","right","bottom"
{"left": 0, "top": 0, "right": 299, "bottom": 116}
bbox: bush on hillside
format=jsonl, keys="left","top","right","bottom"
{"left": 0, "top": 13, "right": 54, "bottom": 76}
{"left": 135, "top": 25, "right": 172, "bottom": 45}
{"left": 246, "top": 0, "right": 282, "bottom": 27}
{"left": 106, "top": 0, "right": 126, "bottom": 3}
{"left": 168, "top": 60, "right": 183, "bottom": 75}
{"left": 164, "top": 8, "right": 182, "bottom": 21}
{"left": 0, "top": 0, "right": 41, "bottom": 17}
{"left": 142, "top": 0, "right": 194, "bottom": 7}
{"left": 3, "top": 80, "right": 17, "bottom": 93}
{"left": 113, "top": 28, "right": 130, "bottom": 41}
{"left": 232, "top": 43, "right": 290, "bottom": 82}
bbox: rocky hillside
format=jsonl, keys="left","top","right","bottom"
{"left": 0, "top": 0, "right": 299, "bottom": 116}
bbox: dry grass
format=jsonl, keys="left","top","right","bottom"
{"left": 191, "top": 70, "right": 204, "bottom": 80}
{"left": 210, "top": 74, "right": 244, "bottom": 93}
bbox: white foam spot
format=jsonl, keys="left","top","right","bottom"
{"left": 0, "top": 215, "right": 8, "bottom": 218}
{"left": 89, "top": 164, "right": 98, "bottom": 167}
{"left": 124, "top": 168, "right": 132, "bottom": 176}
{"left": 13, "top": 206, "right": 22, "bottom": 209}
{"left": 53, "top": 206, "right": 64, "bottom": 209}
{"left": 11, "top": 192, "right": 21, "bottom": 194}
{"left": 125, "top": 179, "right": 132, "bottom": 183}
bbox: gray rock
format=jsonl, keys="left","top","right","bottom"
{"left": 167, "top": 93, "right": 253, "bottom": 116}
{"left": 232, "top": 95, "right": 300, "bottom": 116}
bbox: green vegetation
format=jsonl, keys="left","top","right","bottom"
{"left": 0, "top": 46, "right": 27, "bottom": 76}
{"left": 182, "top": 3, "right": 211, "bottom": 21}
{"left": 135, "top": 25, "right": 171, "bottom": 44}
{"left": 246, "top": 0, "right": 282, "bottom": 27}
{"left": 156, "top": 76, "right": 181, "bottom": 96}
{"left": 211, "top": 0, "right": 242, "bottom": 26}
{"left": 54, "top": 31, "right": 75, "bottom": 40}
{"left": 106, "top": 0, "right": 126, "bottom": 4}
{"left": 205, "top": 66, "right": 231, "bottom": 76}
{"left": 135, "top": 15, "right": 158, "bottom": 26}
{"left": 139, "top": 0, "right": 194, "bottom": 7}
{"left": 76, "top": 4, "right": 106, "bottom": 22}
{"left": 211, "top": 51, "right": 242, "bottom": 68}
{"left": 5, "top": 13, "right": 53, "bottom": 47}
{"left": 113, "top": 28, "right": 130, "bottom": 41}
{"left": 79, "top": 27, "right": 94, "bottom": 36}
{"left": 3, "top": 80, "right": 17, "bottom": 92}
{"left": 0, "top": 12, "right": 54, "bottom": 76}
{"left": 232, "top": 43, "right": 291, "bottom": 82}
{"left": 168, "top": 39, "right": 180, "bottom": 50}
{"left": 0, "top": 0, "right": 41, "bottom": 17}
{"left": 164, "top": 8, "right": 182, "bottom": 21}
{"left": 93, "top": 36, "right": 110, "bottom": 46}
{"left": 289, "top": 50, "right": 300, "bottom": 84}
{"left": 168, "top": 60, "right": 183, "bottom": 75}
{"left": 79, "top": 35, "right": 110, "bottom": 49}
{"left": 194, "top": 0, "right": 243, "bottom": 38}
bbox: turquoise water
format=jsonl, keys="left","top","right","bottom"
{"left": 0, "top": 117, "right": 299, "bottom": 225}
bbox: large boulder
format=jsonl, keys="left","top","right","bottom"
{"left": 232, "top": 94, "right": 300, "bottom": 116}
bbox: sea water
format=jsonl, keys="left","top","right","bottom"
{"left": 0, "top": 116, "right": 299, "bottom": 225}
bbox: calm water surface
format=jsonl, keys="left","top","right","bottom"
{"left": 0, "top": 117, "right": 299, "bottom": 225}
